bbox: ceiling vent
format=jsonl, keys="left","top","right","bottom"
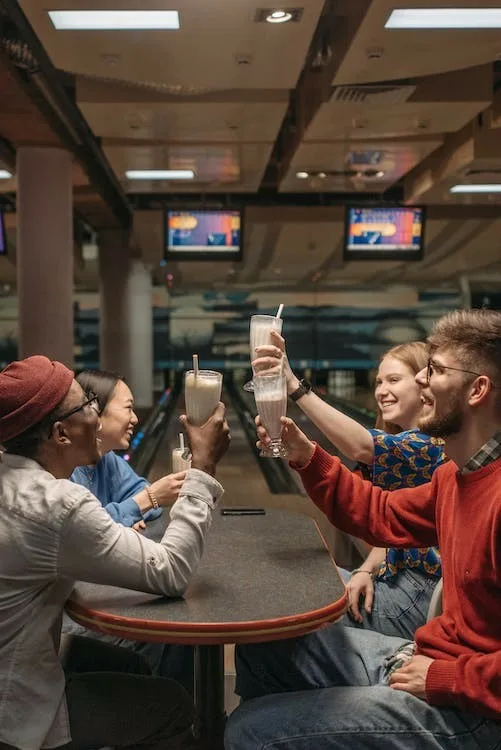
{"left": 254, "top": 8, "right": 303, "bottom": 22}
{"left": 330, "top": 84, "right": 416, "bottom": 106}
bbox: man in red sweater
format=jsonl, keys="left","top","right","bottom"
{"left": 225, "top": 309, "right": 501, "bottom": 750}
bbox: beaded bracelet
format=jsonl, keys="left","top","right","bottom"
{"left": 146, "top": 487, "right": 159, "bottom": 510}
{"left": 350, "top": 568, "right": 375, "bottom": 580}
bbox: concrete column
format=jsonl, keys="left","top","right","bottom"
{"left": 17, "top": 147, "right": 74, "bottom": 365}
{"left": 99, "top": 230, "right": 131, "bottom": 377}
{"left": 126, "top": 261, "right": 153, "bottom": 408}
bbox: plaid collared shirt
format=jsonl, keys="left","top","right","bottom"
{"left": 462, "top": 429, "right": 501, "bottom": 473}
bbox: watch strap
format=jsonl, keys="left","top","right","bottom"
{"left": 290, "top": 379, "right": 312, "bottom": 402}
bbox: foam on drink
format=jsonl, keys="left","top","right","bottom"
{"left": 184, "top": 370, "right": 222, "bottom": 426}
{"left": 250, "top": 315, "right": 284, "bottom": 354}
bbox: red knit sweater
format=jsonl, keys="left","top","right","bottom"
{"left": 296, "top": 444, "right": 501, "bottom": 720}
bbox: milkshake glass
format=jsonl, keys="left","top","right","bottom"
{"left": 243, "top": 315, "right": 284, "bottom": 392}
{"left": 184, "top": 369, "right": 223, "bottom": 426}
{"left": 254, "top": 372, "right": 288, "bottom": 458}
{"left": 172, "top": 448, "right": 191, "bottom": 473}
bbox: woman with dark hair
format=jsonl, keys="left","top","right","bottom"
{"left": 252, "top": 336, "right": 446, "bottom": 639}
{"left": 68, "top": 369, "right": 193, "bottom": 691}
{"left": 71, "top": 370, "right": 186, "bottom": 530}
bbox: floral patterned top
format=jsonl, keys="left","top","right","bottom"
{"left": 360, "top": 429, "right": 446, "bottom": 581}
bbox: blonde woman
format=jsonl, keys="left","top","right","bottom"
{"left": 253, "top": 337, "right": 445, "bottom": 639}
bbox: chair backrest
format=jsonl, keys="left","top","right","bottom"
{"left": 426, "top": 578, "right": 443, "bottom": 622}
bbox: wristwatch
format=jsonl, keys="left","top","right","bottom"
{"left": 290, "top": 378, "right": 313, "bottom": 402}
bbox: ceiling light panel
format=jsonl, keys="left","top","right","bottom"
{"left": 386, "top": 9, "right": 501, "bottom": 29}
{"left": 450, "top": 184, "right": 501, "bottom": 193}
{"left": 48, "top": 11, "right": 180, "bottom": 31}
{"left": 0, "top": 170, "right": 12, "bottom": 179}
{"left": 126, "top": 170, "right": 195, "bottom": 180}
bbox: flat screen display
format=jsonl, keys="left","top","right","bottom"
{"left": 344, "top": 206, "right": 424, "bottom": 261}
{"left": 0, "top": 212, "right": 7, "bottom": 255}
{"left": 165, "top": 209, "right": 242, "bottom": 261}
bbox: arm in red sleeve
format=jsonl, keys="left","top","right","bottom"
{"left": 294, "top": 444, "right": 439, "bottom": 548}
{"left": 426, "top": 651, "right": 501, "bottom": 720}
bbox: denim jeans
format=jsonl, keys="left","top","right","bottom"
{"left": 338, "top": 567, "right": 439, "bottom": 640}
{"left": 226, "top": 623, "right": 501, "bottom": 750}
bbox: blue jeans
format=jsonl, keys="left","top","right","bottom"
{"left": 339, "top": 567, "right": 439, "bottom": 640}
{"left": 227, "top": 623, "right": 501, "bottom": 750}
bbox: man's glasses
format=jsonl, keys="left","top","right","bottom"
{"left": 426, "top": 358, "right": 495, "bottom": 388}
{"left": 51, "top": 392, "right": 99, "bottom": 432}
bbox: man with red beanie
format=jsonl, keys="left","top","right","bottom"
{"left": 0, "top": 355, "right": 230, "bottom": 750}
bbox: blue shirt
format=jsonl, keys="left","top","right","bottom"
{"left": 70, "top": 451, "right": 163, "bottom": 527}
{"left": 361, "top": 429, "right": 446, "bottom": 580}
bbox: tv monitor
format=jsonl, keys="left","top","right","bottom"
{"left": 344, "top": 206, "right": 425, "bottom": 261}
{"left": 165, "top": 209, "right": 242, "bottom": 261}
{"left": 0, "top": 212, "right": 7, "bottom": 256}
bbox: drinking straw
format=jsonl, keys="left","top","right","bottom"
{"left": 179, "top": 433, "right": 185, "bottom": 453}
{"left": 192, "top": 354, "right": 199, "bottom": 378}
{"left": 276, "top": 303, "right": 284, "bottom": 319}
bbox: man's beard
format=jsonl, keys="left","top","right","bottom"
{"left": 418, "top": 390, "right": 464, "bottom": 438}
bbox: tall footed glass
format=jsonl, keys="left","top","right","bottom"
{"left": 254, "top": 372, "right": 288, "bottom": 458}
{"left": 243, "top": 314, "right": 283, "bottom": 392}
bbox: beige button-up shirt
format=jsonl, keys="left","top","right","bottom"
{"left": 0, "top": 453, "right": 223, "bottom": 750}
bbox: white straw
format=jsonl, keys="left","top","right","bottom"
{"left": 276, "top": 303, "right": 284, "bottom": 319}
{"left": 179, "top": 433, "right": 185, "bottom": 452}
{"left": 192, "top": 354, "right": 199, "bottom": 378}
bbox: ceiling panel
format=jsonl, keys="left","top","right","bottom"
{"left": 79, "top": 100, "right": 288, "bottom": 143}
{"left": 105, "top": 142, "right": 274, "bottom": 192}
{"left": 306, "top": 101, "right": 488, "bottom": 142}
{"left": 21, "top": 0, "right": 325, "bottom": 90}
{"left": 281, "top": 140, "right": 442, "bottom": 192}
{"left": 334, "top": 0, "right": 501, "bottom": 85}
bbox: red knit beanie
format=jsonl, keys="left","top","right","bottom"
{"left": 0, "top": 355, "right": 74, "bottom": 442}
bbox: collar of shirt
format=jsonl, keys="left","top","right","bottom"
{"left": 462, "top": 429, "right": 501, "bottom": 474}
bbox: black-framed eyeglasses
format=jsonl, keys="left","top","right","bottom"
{"left": 50, "top": 392, "right": 100, "bottom": 434}
{"left": 426, "top": 358, "right": 496, "bottom": 388}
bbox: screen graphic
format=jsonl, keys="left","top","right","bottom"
{"left": 167, "top": 210, "right": 241, "bottom": 257}
{"left": 346, "top": 207, "right": 424, "bottom": 252}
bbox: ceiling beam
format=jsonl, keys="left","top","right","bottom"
{"left": 258, "top": 0, "right": 374, "bottom": 193}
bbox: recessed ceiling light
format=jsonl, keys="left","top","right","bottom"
{"left": 48, "top": 11, "right": 180, "bottom": 31}
{"left": 0, "top": 170, "right": 12, "bottom": 179}
{"left": 266, "top": 9, "right": 293, "bottom": 23}
{"left": 126, "top": 170, "right": 195, "bottom": 180}
{"left": 450, "top": 184, "right": 501, "bottom": 193}
{"left": 376, "top": 171, "right": 385, "bottom": 178}
{"left": 385, "top": 9, "right": 501, "bottom": 29}
{"left": 296, "top": 171, "right": 309, "bottom": 179}
{"left": 317, "top": 172, "right": 327, "bottom": 179}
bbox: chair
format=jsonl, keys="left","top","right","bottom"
{"left": 426, "top": 578, "right": 443, "bottom": 622}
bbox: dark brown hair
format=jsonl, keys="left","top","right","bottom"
{"left": 76, "top": 370, "right": 124, "bottom": 415}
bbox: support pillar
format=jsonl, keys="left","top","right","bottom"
{"left": 17, "top": 147, "right": 74, "bottom": 365}
{"left": 99, "top": 230, "right": 131, "bottom": 377}
{"left": 126, "top": 261, "right": 153, "bottom": 408}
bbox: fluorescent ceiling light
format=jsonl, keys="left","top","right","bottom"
{"left": 450, "top": 184, "right": 501, "bottom": 193}
{"left": 386, "top": 9, "right": 501, "bottom": 29}
{"left": 126, "top": 170, "right": 195, "bottom": 180}
{"left": 0, "top": 170, "right": 12, "bottom": 179}
{"left": 48, "top": 11, "right": 180, "bottom": 31}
